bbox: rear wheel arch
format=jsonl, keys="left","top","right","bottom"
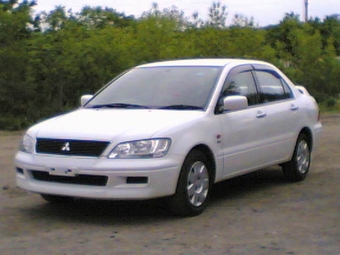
{"left": 299, "top": 127, "right": 313, "bottom": 151}
{"left": 283, "top": 131, "right": 312, "bottom": 182}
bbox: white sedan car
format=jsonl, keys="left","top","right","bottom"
{"left": 15, "top": 59, "right": 322, "bottom": 216}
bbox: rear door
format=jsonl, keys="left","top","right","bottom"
{"left": 251, "top": 64, "right": 300, "bottom": 164}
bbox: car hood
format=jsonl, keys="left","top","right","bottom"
{"left": 30, "top": 108, "right": 204, "bottom": 141}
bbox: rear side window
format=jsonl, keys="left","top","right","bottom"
{"left": 255, "top": 71, "right": 286, "bottom": 103}
{"left": 281, "top": 79, "right": 293, "bottom": 99}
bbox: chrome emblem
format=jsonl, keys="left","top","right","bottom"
{"left": 61, "top": 142, "right": 70, "bottom": 152}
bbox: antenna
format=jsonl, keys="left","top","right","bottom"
{"left": 304, "top": 0, "right": 309, "bottom": 22}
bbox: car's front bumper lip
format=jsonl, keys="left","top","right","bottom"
{"left": 15, "top": 152, "right": 182, "bottom": 200}
{"left": 312, "top": 122, "right": 323, "bottom": 150}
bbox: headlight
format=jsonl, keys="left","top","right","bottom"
{"left": 20, "top": 133, "right": 34, "bottom": 154}
{"left": 108, "top": 138, "right": 171, "bottom": 159}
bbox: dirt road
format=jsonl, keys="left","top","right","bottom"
{"left": 0, "top": 116, "right": 339, "bottom": 255}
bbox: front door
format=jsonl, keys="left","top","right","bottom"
{"left": 219, "top": 65, "right": 269, "bottom": 176}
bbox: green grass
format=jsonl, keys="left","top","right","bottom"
{"left": 319, "top": 99, "right": 340, "bottom": 114}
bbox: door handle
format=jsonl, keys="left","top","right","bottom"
{"left": 290, "top": 104, "right": 299, "bottom": 111}
{"left": 256, "top": 111, "right": 266, "bottom": 118}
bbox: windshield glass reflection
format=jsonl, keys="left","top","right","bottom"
{"left": 86, "top": 66, "right": 222, "bottom": 110}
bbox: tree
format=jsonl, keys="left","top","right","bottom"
{"left": 265, "top": 12, "right": 303, "bottom": 60}
{"left": 0, "top": 0, "right": 36, "bottom": 129}
{"left": 231, "top": 14, "right": 256, "bottom": 28}
{"left": 44, "top": 5, "right": 69, "bottom": 31}
{"left": 1, "top": 1, "right": 340, "bottom": 130}
{"left": 141, "top": 3, "right": 190, "bottom": 30}
{"left": 78, "top": 6, "right": 135, "bottom": 29}
{"left": 206, "top": 1, "right": 228, "bottom": 28}
{"left": 135, "top": 3, "right": 191, "bottom": 62}
{"left": 190, "top": 11, "right": 204, "bottom": 28}
{"left": 320, "top": 15, "right": 340, "bottom": 55}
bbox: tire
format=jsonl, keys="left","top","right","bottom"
{"left": 169, "top": 150, "right": 213, "bottom": 217}
{"left": 282, "top": 133, "right": 311, "bottom": 182}
{"left": 40, "top": 194, "right": 73, "bottom": 204}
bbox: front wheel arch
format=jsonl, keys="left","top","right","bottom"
{"left": 189, "top": 145, "right": 216, "bottom": 182}
{"left": 168, "top": 147, "right": 215, "bottom": 216}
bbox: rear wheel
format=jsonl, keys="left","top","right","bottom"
{"left": 40, "top": 194, "right": 73, "bottom": 204}
{"left": 282, "top": 133, "right": 311, "bottom": 182}
{"left": 169, "top": 150, "right": 213, "bottom": 217}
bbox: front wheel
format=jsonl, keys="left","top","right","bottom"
{"left": 282, "top": 133, "right": 311, "bottom": 182}
{"left": 169, "top": 150, "right": 213, "bottom": 217}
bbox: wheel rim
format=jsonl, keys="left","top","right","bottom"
{"left": 187, "top": 161, "right": 209, "bottom": 207}
{"left": 296, "top": 140, "right": 310, "bottom": 174}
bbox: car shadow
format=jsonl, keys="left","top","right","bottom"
{"left": 23, "top": 197, "right": 173, "bottom": 225}
{"left": 21, "top": 167, "right": 289, "bottom": 224}
{"left": 210, "top": 166, "right": 286, "bottom": 200}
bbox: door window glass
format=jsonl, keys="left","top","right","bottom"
{"left": 281, "top": 79, "right": 293, "bottom": 99}
{"left": 255, "top": 71, "right": 286, "bottom": 102}
{"left": 223, "top": 71, "right": 258, "bottom": 105}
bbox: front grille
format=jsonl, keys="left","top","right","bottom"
{"left": 36, "top": 138, "right": 110, "bottom": 157}
{"left": 31, "top": 170, "right": 108, "bottom": 186}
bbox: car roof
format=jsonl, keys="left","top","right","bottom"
{"left": 136, "top": 58, "right": 270, "bottom": 68}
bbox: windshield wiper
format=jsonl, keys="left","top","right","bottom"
{"left": 159, "top": 104, "right": 204, "bottom": 110}
{"left": 90, "top": 103, "right": 151, "bottom": 109}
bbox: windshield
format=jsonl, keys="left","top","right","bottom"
{"left": 86, "top": 66, "right": 222, "bottom": 110}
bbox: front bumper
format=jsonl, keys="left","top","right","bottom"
{"left": 15, "top": 151, "right": 182, "bottom": 200}
{"left": 312, "top": 122, "right": 323, "bottom": 151}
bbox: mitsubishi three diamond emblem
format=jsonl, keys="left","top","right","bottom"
{"left": 61, "top": 142, "right": 70, "bottom": 152}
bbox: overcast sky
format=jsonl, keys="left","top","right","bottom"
{"left": 33, "top": 0, "right": 340, "bottom": 26}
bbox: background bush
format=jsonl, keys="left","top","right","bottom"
{"left": 0, "top": 1, "right": 339, "bottom": 130}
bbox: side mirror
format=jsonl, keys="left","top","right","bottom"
{"left": 80, "top": 95, "right": 93, "bottom": 106}
{"left": 223, "top": 95, "right": 248, "bottom": 111}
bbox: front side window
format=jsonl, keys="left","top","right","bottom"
{"left": 222, "top": 70, "right": 258, "bottom": 106}
{"left": 86, "top": 66, "right": 222, "bottom": 110}
{"left": 255, "top": 71, "right": 286, "bottom": 103}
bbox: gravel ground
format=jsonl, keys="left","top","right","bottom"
{"left": 0, "top": 115, "right": 339, "bottom": 255}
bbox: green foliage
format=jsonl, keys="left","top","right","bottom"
{"left": 310, "top": 15, "right": 340, "bottom": 56}
{"left": 326, "top": 98, "right": 337, "bottom": 107}
{"left": 266, "top": 15, "right": 340, "bottom": 101}
{"left": 0, "top": 1, "right": 340, "bottom": 130}
{"left": 0, "top": 116, "right": 31, "bottom": 131}
{"left": 319, "top": 98, "right": 340, "bottom": 113}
